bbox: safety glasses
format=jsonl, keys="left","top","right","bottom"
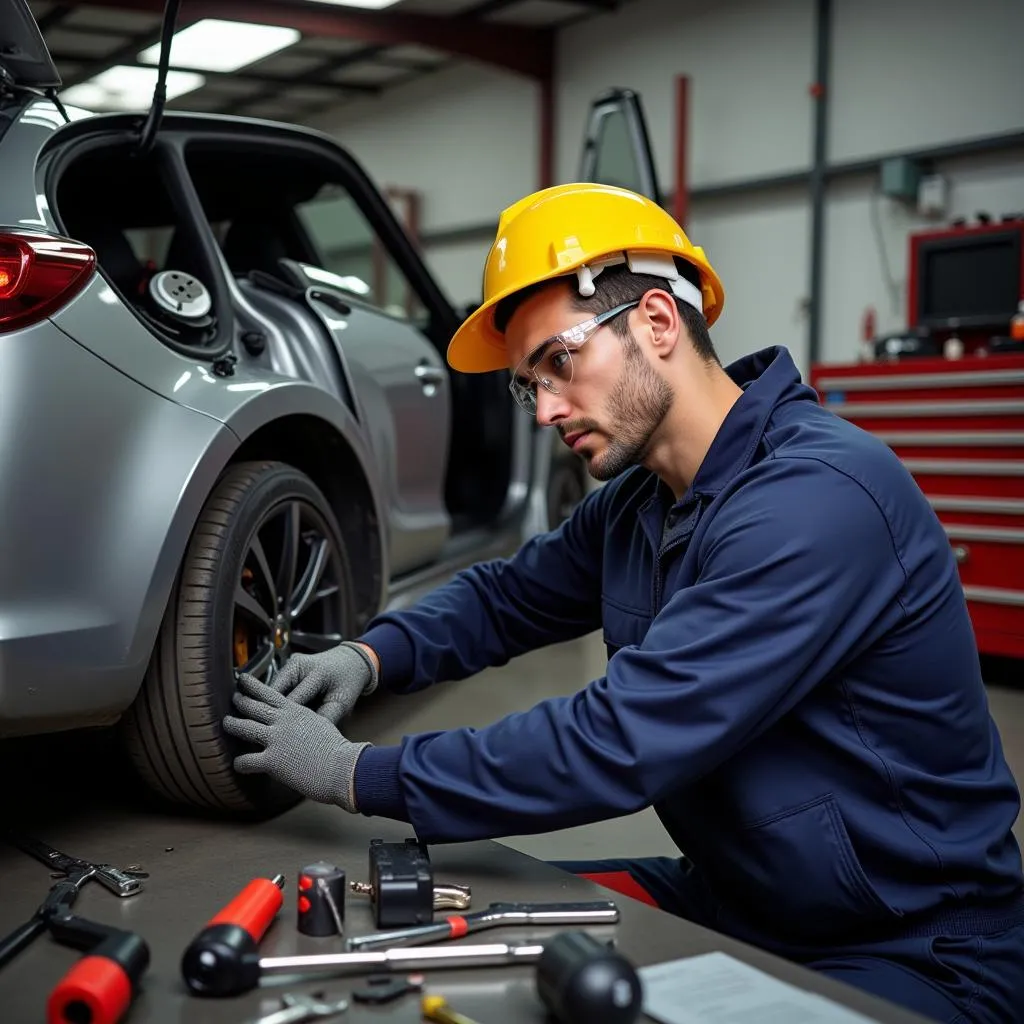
{"left": 507, "top": 300, "right": 640, "bottom": 414}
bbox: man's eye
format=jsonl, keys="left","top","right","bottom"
{"left": 551, "top": 350, "right": 569, "bottom": 373}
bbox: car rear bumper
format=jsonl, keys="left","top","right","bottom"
{"left": 0, "top": 318, "right": 236, "bottom": 736}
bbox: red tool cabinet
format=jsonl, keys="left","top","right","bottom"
{"left": 810, "top": 354, "right": 1024, "bottom": 660}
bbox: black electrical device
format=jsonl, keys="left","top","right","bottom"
{"left": 535, "top": 931, "right": 642, "bottom": 1024}
{"left": 367, "top": 838, "right": 434, "bottom": 928}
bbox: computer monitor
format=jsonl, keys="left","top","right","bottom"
{"left": 909, "top": 222, "right": 1023, "bottom": 330}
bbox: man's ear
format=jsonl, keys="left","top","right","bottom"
{"left": 638, "top": 288, "right": 681, "bottom": 360}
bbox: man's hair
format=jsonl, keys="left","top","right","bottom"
{"left": 493, "top": 259, "right": 719, "bottom": 365}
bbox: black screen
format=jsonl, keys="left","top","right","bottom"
{"left": 919, "top": 230, "right": 1021, "bottom": 325}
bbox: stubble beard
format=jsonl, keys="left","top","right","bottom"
{"left": 587, "top": 333, "right": 674, "bottom": 482}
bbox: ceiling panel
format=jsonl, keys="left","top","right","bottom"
{"left": 329, "top": 62, "right": 413, "bottom": 85}
{"left": 284, "top": 84, "right": 352, "bottom": 106}
{"left": 379, "top": 44, "right": 450, "bottom": 66}
{"left": 484, "top": 0, "right": 593, "bottom": 25}
{"left": 27, "top": 0, "right": 622, "bottom": 120}
{"left": 60, "top": 6, "right": 162, "bottom": 32}
{"left": 240, "top": 100, "right": 309, "bottom": 121}
{"left": 43, "top": 28, "right": 130, "bottom": 58}
{"left": 246, "top": 51, "right": 334, "bottom": 77}
{"left": 291, "top": 36, "right": 371, "bottom": 57}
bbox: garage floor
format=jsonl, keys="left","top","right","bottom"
{"left": 4, "top": 633, "right": 1023, "bottom": 856}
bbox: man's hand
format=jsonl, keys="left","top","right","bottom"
{"left": 222, "top": 674, "right": 371, "bottom": 811}
{"left": 268, "top": 641, "right": 378, "bottom": 725}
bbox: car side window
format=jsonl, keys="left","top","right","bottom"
{"left": 293, "top": 183, "right": 425, "bottom": 326}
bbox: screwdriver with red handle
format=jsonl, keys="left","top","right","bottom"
{"left": 180, "top": 873, "right": 285, "bottom": 996}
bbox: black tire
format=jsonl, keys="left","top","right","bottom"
{"left": 547, "top": 454, "right": 588, "bottom": 529}
{"left": 120, "top": 460, "right": 357, "bottom": 817}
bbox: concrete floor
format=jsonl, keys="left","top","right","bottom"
{"left": 347, "top": 632, "right": 1024, "bottom": 860}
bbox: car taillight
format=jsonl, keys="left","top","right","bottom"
{"left": 0, "top": 230, "right": 96, "bottom": 333}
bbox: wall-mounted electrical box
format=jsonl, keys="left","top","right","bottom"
{"left": 880, "top": 156, "right": 922, "bottom": 201}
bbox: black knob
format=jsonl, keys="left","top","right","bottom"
{"left": 535, "top": 930, "right": 642, "bottom": 1024}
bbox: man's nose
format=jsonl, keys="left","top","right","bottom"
{"left": 535, "top": 385, "right": 572, "bottom": 427}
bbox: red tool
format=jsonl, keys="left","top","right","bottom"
{"left": 180, "top": 873, "right": 284, "bottom": 996}
{"left": 46, "top": 914, "right": 149, "bottom": 1024}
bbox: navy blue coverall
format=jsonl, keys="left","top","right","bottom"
{"left": 352, "top": 346, "right": 1024, "bottom": 1022}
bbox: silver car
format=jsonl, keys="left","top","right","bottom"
{"left": 0, "top": 1, "right": 658, "bottom": 816}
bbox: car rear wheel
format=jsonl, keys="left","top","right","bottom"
{"left": 120, "top": 460, "right": 357, "bottom": 816}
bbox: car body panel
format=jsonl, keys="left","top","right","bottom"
{"left": 0, "top": 317, "right": 237, "bottom": 736}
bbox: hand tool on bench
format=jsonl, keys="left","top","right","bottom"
{"left": 45, "top": 912, "right": 150, "bottom": 1024}
{"left": 0, "top": 834, "right": 147, "bottom": 970}
{"left": 1, "top": 835, "right": 151, "bottom": 1024}
{"left": 344, "top": 900, "right": 620, "bottom": 952}
{"left": 246, "top": 990, "right": 350, "bottom": 1024}
{"left": 181, "top": 872, "right": 285, "bottom": 996}
{"left": 421, "top": 994, "right": 485, "bottom": 1024}
{"left": 187, "top": 940, "right": 546, "bottom": 998}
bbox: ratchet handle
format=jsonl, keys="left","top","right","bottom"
{"left": 348, "top": 916, "right": 469, "bottom": 952}
{"left": 208, "top": 877, "right": 283, "bottom": 941}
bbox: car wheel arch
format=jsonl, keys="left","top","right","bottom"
{"left": 123, "top": 403, "right": 387, "bottom": 716}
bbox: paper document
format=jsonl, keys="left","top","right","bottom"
{"left": 639, "top": 951, "right": 881, "bottom": 1024}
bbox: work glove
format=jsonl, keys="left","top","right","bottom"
{"left": 222, "top": 674, "right": 371, "bottom": 812}
{"left": 268, "top": 641, "right": 378, "bottom": 725}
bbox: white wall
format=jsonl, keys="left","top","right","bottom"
{"left": 309, "top": 60, "right": 537, "bottom": 306}
{"left": 310, "top": 0, "right": 1024, "bottom": 372}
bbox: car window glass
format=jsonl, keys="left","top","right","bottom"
{"left": 294, "top": 183, "right": 425, "bottom": 326}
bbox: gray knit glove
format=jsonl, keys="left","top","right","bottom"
{"left": 223, "top": 674, "right": 370, "bottom": 812}
{"left": 269, "top": 641, "right": 378, "bottom": 725}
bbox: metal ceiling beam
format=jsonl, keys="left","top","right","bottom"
{"left": 53, "top": 0, "right": 555, "bottom": 80}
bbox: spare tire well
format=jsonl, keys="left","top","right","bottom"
{"left": 230, "top": 415, "right": 383, "bottom": 633}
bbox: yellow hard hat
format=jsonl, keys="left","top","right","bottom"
{"left": 446, "top": 182, "right": 725, "bottom": 374}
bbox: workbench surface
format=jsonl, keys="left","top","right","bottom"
{"left": 0, "top": 795, "right": 934, "bottom": 1024}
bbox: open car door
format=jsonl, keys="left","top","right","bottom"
{"left": 578, "top": 87, "right": 662, "bottom": 206}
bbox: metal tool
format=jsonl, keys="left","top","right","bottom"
{"left": 258, "top": 941, "right": 544, "bottom": 984}
{"left": 345, "top": 900, "right": 619, "bottom": 952}
{"left": 8, "top": 834, "right": 148, "bottom": 897}
{"left": 0, "top": 834, "right": 147, "bottom": 970}
{"left": 350, "top": 972, "right": 424, "bottom": 1004}
{"left": 421, "top": 994, "right": 484, "bottom": 1024}
{"left": 248, "top": 991, "right": 349, "bottom": 1024}
{"left": 350, "top": 880, "right": 472, "bottom": 912}
{"left": 0, "top": 835, "right": 150, "bottom": 1024}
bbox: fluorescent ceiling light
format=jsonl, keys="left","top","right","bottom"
{"left": 60, "top": 66, "right": 205, "bottom": 112}
{"left": 138, "top": 19, "right": 301, "bottom": 73}
{"left": 305, "top": 1, "right": 401, "bottom": 8}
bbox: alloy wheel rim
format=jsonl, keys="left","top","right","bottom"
{"left": 232, "top": 498, "right": 346, "bottom": 682}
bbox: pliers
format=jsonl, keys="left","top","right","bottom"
{"left": 248, "top": 992, "right": 350, "bottom": 1024}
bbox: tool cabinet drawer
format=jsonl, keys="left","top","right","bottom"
{"left": 810, "top": 354, "right": 1024, "bottom": 661}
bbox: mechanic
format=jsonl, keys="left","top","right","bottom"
{"left": 223, "top": 183, "right": 1024, "bottom": 1022}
